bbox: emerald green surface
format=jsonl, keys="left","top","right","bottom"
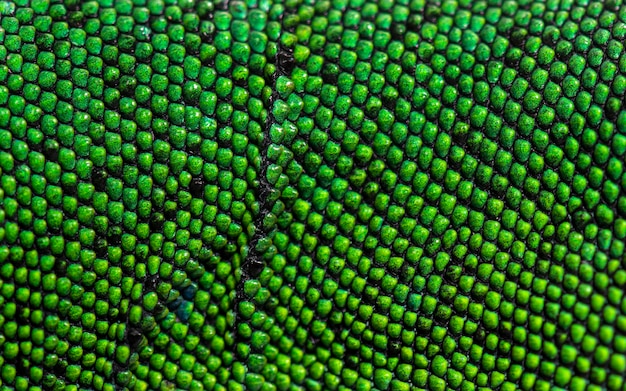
{"left": 1, "top": 0, "right": 626, "bottom": 390}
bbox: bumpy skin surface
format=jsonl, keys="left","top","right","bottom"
{"left": 1, "top": 0, "right": 626, "bottom": 390}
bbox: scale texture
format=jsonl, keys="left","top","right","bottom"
{"left": 0, "top": 0, "right": 626, "bottom": 390}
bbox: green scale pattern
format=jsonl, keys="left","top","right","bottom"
{"left": 1, "top": 0, "right": 626, "bottom": 390}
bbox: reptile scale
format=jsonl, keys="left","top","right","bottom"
{"left": 0, "top": 0, "right": 626, "bottom": 390}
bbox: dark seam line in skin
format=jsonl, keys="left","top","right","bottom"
{"left": 231, "top": 16, "right": 282, "bottom": 356}
{"left": 232, "top": 8, "right": 299, "bottom": 353}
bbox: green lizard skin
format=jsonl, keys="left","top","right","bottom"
{"left": 0, "top": 0, "right": 625, "bottom": 390}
